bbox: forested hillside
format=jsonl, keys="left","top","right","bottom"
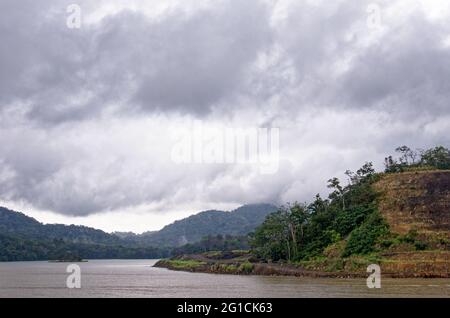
{"left": 0, "top": 204, "right": 275, "bottom": 261}
{"left": 0, "top": 208, "right": 123, "bottom": 245}
{"left": 157, "top": 146, "right": 450, "bottom": 278}
{"left": 250, "top": 146, "right": 450, "bottom": 275}
{"left": 122, "top": 204, "right": 276, "bottom": 247}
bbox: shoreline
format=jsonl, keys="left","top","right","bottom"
{"left": 154, "top": 253, "right": 450, "bottom": 279}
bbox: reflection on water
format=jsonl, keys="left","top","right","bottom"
{"left": 0, "top": 260, "right": 448, "bottom": 298}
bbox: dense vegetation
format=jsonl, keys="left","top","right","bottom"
{"left": 0, "top": 233, "right": 169, "bottom": 262}
{"left": 0, "top": 204, "right": 274, "bottom": 261}
{"left": 250, "top": 145, "right": 450, "bottom": 262}
{"left": 171, "top": 235, "right": 249, "bottom": 255}
{"left": 0, "top": 208, "right": 171, "bottom": 261}
{"left": 120, "top": 204, "right": 276, "bottom": 247}
{"left": 384, "top": 145, "right": 450, "bottom": 172}
{"left": 0, "top": 208, "right": 124, "bottom": 245}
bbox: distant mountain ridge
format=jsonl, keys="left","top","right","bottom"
{"left": 123, "top": 204, "right": 277, "bottom": 247}
{"left": 0, "top": 207, "right": 170, "bottom": 261}
{"left": 0, "top": 203, "right": 277, "bottom": 261}
{"left": 0, "top": 207, "right": 123, "bottom": 245}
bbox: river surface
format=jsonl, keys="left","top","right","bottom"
{"left": 0, "top": 260, "right": 449, "bottom": 298}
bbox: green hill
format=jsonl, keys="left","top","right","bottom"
{"left": 0, "top": 204, "right": 276, "bottom": 261}
{"left": 0, "top": 207, "right": 123, "bottom": 245}
{"left": 247, "top": 146, "right": 450, "bottom": 277}
{"left": 123, "top": 204, "right": 277, "bottom": 247}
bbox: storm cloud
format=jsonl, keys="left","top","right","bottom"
{"left": 0, "top": 0, "right": 449, "bottom": 230}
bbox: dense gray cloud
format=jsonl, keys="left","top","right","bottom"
{"left": 0, "top": 0, "right": 272, "bottom": 123}
{"left": 0, "top": 0, "right": 449, "bottom": 227}
{"left": 338, "top": 12, "right": 450, "bottom": 117}
{"left": 271, "top": 0, "right": 450, "bottom": 118}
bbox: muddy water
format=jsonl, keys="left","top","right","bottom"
{"left": 0, "top": 260, "right": 448, "bottom": 298}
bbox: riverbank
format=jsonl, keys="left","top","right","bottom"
{"left": 154, "top": 250, "right": 450, "bottom": 278}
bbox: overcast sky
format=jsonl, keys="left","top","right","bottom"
{"left": 1, "top": 0, "right": 449, "bottom": 233}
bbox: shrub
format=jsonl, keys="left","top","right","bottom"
{"left": 238, "top": 261, "right": 254, "bottom": 273}
{"left": 334, "top": 206, "right": 373, "bottom": 236}
{"left": 343, "top": 212, "right": 389, "bottom": 257}
{"left": 414, "top": 241, "right": 427, "bottom": 251}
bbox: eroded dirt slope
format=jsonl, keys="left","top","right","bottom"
{"left": 374, "top": 170, "right": 450, "bottom": 239}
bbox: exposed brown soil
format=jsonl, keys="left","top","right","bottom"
{"left": 374, "top": 170, "right": 450, "bottom": 239}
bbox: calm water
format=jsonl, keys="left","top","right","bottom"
{"left": 0, "top": 260, "right": 449, "bottom": 298}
